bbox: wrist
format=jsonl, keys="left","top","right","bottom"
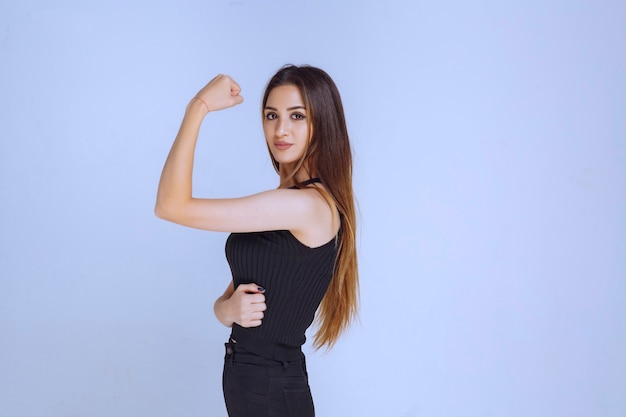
{"left": 187, "top": 97, "right": 210, "bottom": 116}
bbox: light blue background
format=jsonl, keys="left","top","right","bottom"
{"left": 1, "top": 1, "right": 625, "bottom": 416}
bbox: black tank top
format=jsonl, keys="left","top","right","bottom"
{"left": 224, "top": 178, "right": 339, "bottom": 348}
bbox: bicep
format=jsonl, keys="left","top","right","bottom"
{"left": 157, "top": 189, "right": 317, "bottom": 233}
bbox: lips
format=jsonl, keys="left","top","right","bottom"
{"left": 274, "top": 141, "right": 293, "bottom": 150}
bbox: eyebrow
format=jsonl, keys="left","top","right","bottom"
{"left": 264, "top": 106, "right": 306, "bottom": 111}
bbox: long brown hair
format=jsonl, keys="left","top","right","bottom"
{"left": 262, "top": 65, "right": 359, "bottom": 349}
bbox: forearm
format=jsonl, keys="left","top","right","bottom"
{"left": 214, "top": 294, "right": 235, "bottom": 328}
{"left": 155, "top": 99, "right": 207, "bottom": 219}
{"left": 214, "top": 281, "right": 236, "bottom": 328}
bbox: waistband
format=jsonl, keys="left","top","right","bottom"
{"left": 225, "top": 334, "right": 303, "bottom": 363}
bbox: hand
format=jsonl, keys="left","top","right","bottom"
{"left": 222, "top": 283, "right": 266, "bottom": 328}
{"left": 192, "top": 74, "right": 244, "bottom": 113}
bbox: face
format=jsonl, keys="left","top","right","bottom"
{"left": 263, "top": 85, "right": 311, "bottom": 170}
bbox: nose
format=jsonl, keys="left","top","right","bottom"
{"left": 276, "top": 118, "right": 289, "bottom": 137}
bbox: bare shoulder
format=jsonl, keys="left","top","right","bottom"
{"left": 290, "top": 186, "right": 341, "bottom": 248}
{"left": 155, "top": 183, "right": 338, "bottom": 238}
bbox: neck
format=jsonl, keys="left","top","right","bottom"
{"left": 279, "top": 164, "right": 314, "bottom": 187}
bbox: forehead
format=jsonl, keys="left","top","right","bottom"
{"left": 265, "top": 85, "right": 305, "bottom": 108}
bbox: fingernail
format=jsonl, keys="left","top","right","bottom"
{"left": 258, "top": 287, "right": 265, "bottom": 292}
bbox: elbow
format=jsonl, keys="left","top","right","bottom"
{"left": 154, "top": 189, "right": 179, "bottom": 221}
{"left": 154, "top": 206, "right": 166, "bottom": 221}
{"left": 154, "top": 200, "right": 173, "bottom": 221}
{"left": 154, "top": 199, "right": 190, "bottom": 224}
{"left": 154, "top": 204, "right": 165, "bottom": 220}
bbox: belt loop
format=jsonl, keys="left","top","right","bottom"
{"left": 225, "top": 341, "right": 235, "bottom": 365}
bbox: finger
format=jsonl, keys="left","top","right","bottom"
{"left": 250, "top": 312, "right": 264, "bottom": 325}
{"left": 248, "top": 293, "right": 265, "bottom": 304}
{"left": 239, "top": 319, "right": 261, "bottom": 328}
{"left": 237, "top": 283, "right": 264, "bottom": 293}
{"left": 240, "top": 313, "right": 263, "bottom": 327}
{"left": 250, "top": 311, "right": 264, "bottom": 320}
{"left": 231, "top": 95, "right": 244, "bottom": 105}
{"left": 230, "top": 79, "right": 242, "bottom": 95}
{"left": 248, "top": 319, "right": 262, "bottom": 327}
{"left": 246, "top": 301, "right": 265, "bottom": 313}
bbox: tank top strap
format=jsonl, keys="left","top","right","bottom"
{"left": 290, "top": 177, "right": 321, "bottom": 189}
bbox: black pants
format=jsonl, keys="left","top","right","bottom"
{"left": 222, "top": 341, "right": 315, "bottom": 417}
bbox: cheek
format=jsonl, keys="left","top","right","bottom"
{"left": 297, "top": 123, "right": 311, "bottom": 141}
{"left": 263, "top": 124, "right": 272, "bottom": 142}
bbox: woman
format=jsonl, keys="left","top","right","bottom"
{"left": 156, "top": 65, "right": 358, "bottom": 417}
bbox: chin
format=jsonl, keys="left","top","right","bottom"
{"left": 273, "top": 154, "right": 301, "bottom": 167}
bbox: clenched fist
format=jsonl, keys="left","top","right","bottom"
{"left": 214, "top": 282, "right": 267, "bottom": 328}
{"left": 192, "top": 74, "right": 244, "bottom": 114}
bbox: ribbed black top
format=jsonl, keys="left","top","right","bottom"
{"left": 225, "top": 229, "right": 338, "bottom": 348}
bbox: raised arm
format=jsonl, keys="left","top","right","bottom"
{"left": 155, "top": 75, "right": 332, "bottom": 237}
{"left": 155, "top": 74, "right": 243, "bottom": 226}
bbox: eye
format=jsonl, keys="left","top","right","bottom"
{"left": 265, "top": 112, "right": 277, "bottom": 120}
{"left": 291, "top": 113, "right": 306, "bottom": 120}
